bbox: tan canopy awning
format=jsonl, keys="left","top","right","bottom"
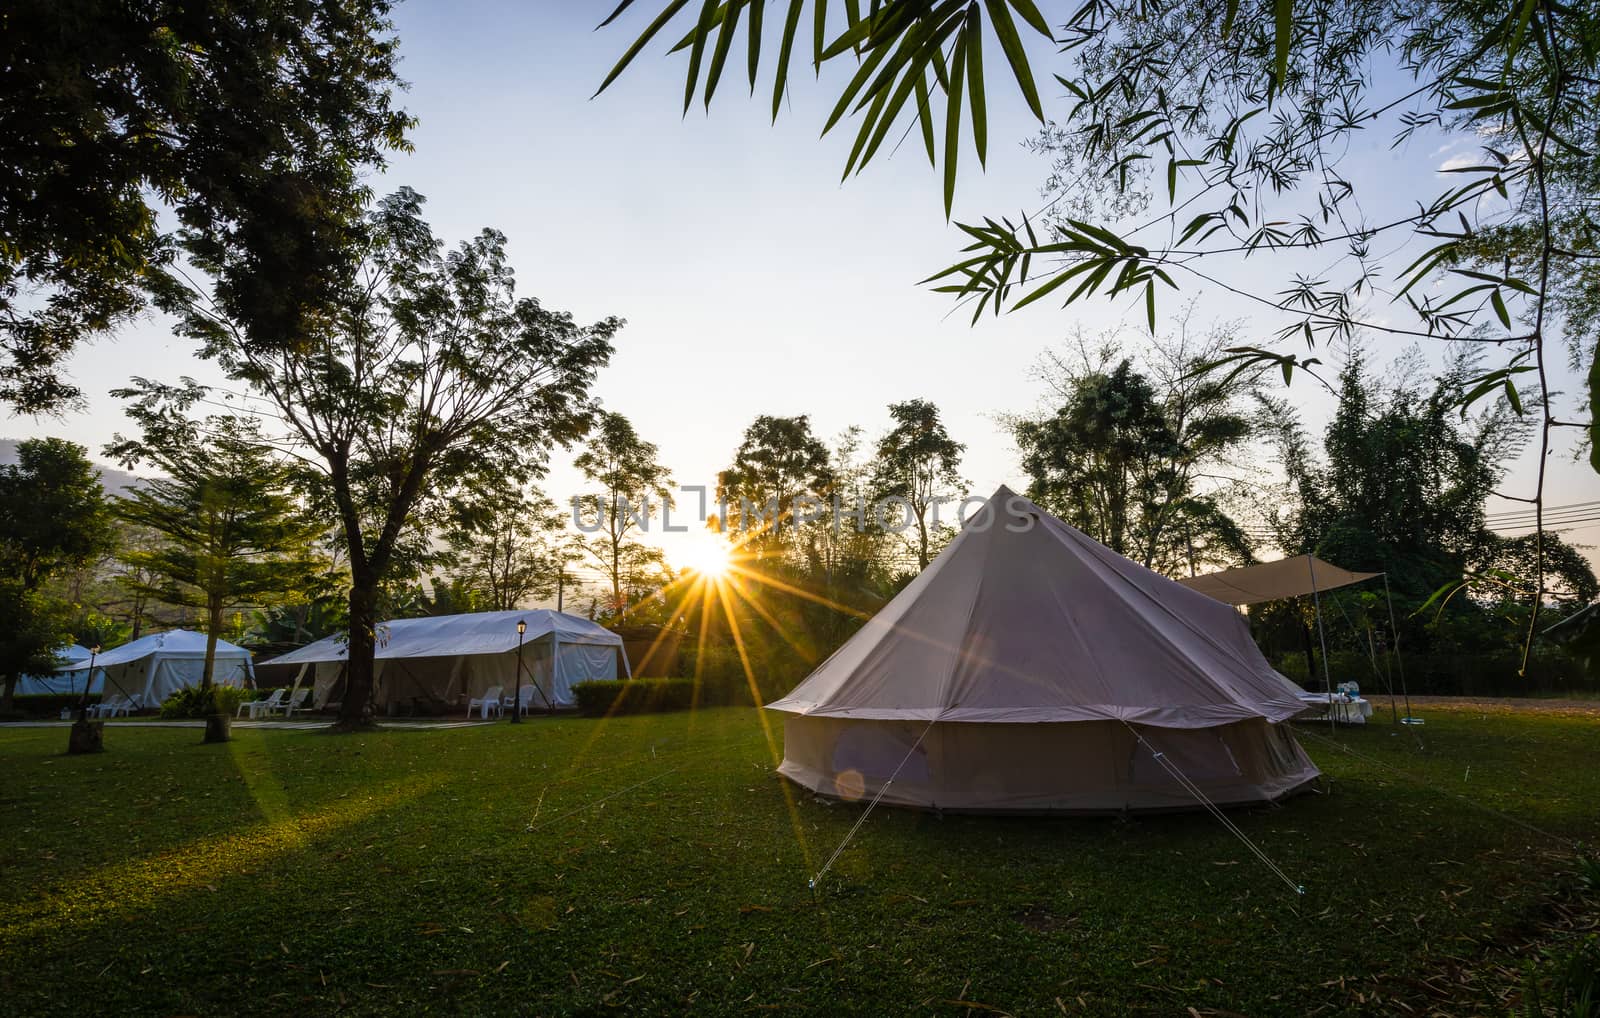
{"left": 1177, "top": 555, "right": 1380, "bottom": 606}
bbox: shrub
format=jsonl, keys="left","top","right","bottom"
{"left": 8, "top": 693, "right": 101, "bottom": 718}
{"left": 572, "top": 679, "right": 696, "bottom": 717}
{"left": 159, "top": 685, "right": 253, "bottom": 719}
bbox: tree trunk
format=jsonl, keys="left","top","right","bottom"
{"left": 1, "top": 673, "right": 16, "bottom": 714}
{"left": 336, "top": 577, "right": 379, "bottom": 731}
{"left": 203, "top": 600, "right": 222, "bottom": 692}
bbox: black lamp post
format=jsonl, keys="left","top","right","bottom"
{"left": 511, "top": 619, "right": 526, "bottom": 723}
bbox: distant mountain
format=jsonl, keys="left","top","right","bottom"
{"left": 0, "top": 438, "right": 145, "bottom": 495}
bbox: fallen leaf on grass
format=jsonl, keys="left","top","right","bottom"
{"left": 944, "top": 999, "right": 1014, "bottom": 1015}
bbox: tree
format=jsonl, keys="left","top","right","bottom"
{"left": 1017, "top": 320, "right": 1257, "bottom": 575}
{"left": 0, "top": 439, "right": 114, "bottom": 708}
{"left": 0, "top": 0, "right": 411, "bottom": 412}
{"left": 573, "top": 413, "right": 673, "bottom": 611}
{"left": 1260, "top": 349, "right": 1595, "bottom": 679}
{"left": 600, "top": 0, "right": 1600, "bottom": 657}
{"left": 872, "top": 399, "right": 964, "bottom": 568}
{"left": 446, "top": 489, "right": 568, "bottom": 611}
{"left": 1267, "top": 352, "right": 1520, "bottom": 598}
{"left": 106, "top": 397, "right": 324, "bottom": 700}
{"left": 717, "top": 415, "right": 834, "bottom": 545}
{"left": 160, "top": 188, "right": 618, "bottom": 729}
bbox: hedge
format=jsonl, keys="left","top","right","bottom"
{"left": 571, "top": 679, "right": 696, "bottom": 717}
{"left": 7, "top": 693, "right": 102, "bottom": 718}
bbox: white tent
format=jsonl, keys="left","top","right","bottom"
{"left": 266, "top": 609, "right": 627, "bottom": 715}
{"left": 14, "top": 644, "right": 93, "bottom": 695}
{"left": 61, "top": 631, "right": 254, "bottom": 707}
{"left": 768, "top": 486, "right": 1320, "bottom": 814}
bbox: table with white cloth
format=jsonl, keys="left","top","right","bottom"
{"left": 1296, "top": 692, "right": 1375, "bottom": 724}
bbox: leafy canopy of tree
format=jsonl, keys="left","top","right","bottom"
{"left": 0, "top": 0, "right": 412, "bottom": 412}
{"left": 160, "top": 188, "right": 619, "bottom": 728}
{"left": 445, "top": 489, "right": 570, "bottom": 612}
{"left": 601, "top": 0, "right": 1600, "bottom": 646}
{"left": 718, "top": 415, "right": 836, "bottom": 544}
{"left": 574, "top": 413, "right": 674, "bottom": 611}
{"left": 0, "top": 438, "right": 115, "bottom": 707}
{"left": 105, "top": 388, "right": 325, "bottom": 693}
{"left": 871, "top": 399, "right": 965, "bottom": 568}
{"left": 1262, "top": 351, "right": 1596, "bottom": 669}
{"left": 1017, "top": 318, "right": 1257, "bottom": 575}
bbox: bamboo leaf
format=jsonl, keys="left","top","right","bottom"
{"left": 594, "top": 0, "right": 695, "bottom": 98}
{"left": 772, "top": 0, "right": 805, "bottom": 119}
{"left": 1490, "top": 288, "right": 1511, "bottom": 329}
{"left": 747, "top": 0, "right": 764, "bottom": 89}
{"left": 1273, "top": 0, "right": 1292, "bottom": 95}
{"left": 914, "top": 71, "right": 937, "bottom": 165}
{"left": 1145, "top": 281, "right": 1156, "bottom": 333}
{"left": 1503, "top": 378, "right": 1523, "bottom": 414}
{"left": 1005, "top": 0, "right": 1051, "bottom": 36}
{"left": 599, "top": 0, "right": 643, "bottom": 28}
{"left": 983, "top": 0, "right": 1043, "bottom": 120}
{"left": 813, "top": 0, "right": 827, "bottom": 67}
{"left": 943, "top": 30, "right": 966, "bottom": 217}
{"left": 821, "top": 41, "right": 893, "bottom": 134}
{"left": 966, "top": 5, "right": 987, "bottom": 166}
{"left": 1220, "top": 0, "right": 1238, "bottom": 37}
{"left": 703, "top": 0, "right": 745, "bottom": 108}
{"left": 683, "top": 0, "right": 723, "bottom": 113}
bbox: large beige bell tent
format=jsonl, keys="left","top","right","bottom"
{"left": 768, "top": 486, "right": 1319, "bottom": 813}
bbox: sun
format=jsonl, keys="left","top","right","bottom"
{"left": 676, "top": 532, "right": 732, "bottom": 578}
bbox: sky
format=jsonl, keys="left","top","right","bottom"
{"left": 6, "top": 3, "right": 1598, "bottom": 592}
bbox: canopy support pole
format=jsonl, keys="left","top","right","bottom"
{"left": 1381, "top": 572, "right": 1416, "bottom": 723}
{"left": 287, "top": 662, "right": 309, "bottom": 707}
{"left": 1307, "top": 554, "right": 1335, "bottom": 730}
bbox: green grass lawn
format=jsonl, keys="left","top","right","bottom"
{"left": 1, "top": 706, "right": 1595, "bottom": 1016}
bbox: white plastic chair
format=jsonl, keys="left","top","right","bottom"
{"left": 283, "top": 688, "right": 313, "bottom": 717}
{"left": 504, "top": 684, "right": 539, "bottom": 716}
{"left": 467, "top": 686, "right": 503, "bottom": 719}
{"left": 93, "top": 695, "right": 131, "bottom": 719}
{"left": 239, "top": 689, "right": 286, "bottom": 718}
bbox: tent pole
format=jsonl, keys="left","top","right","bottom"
{"left": 287, "top": 662, "right": 309, "bottom": 713}
{"left": 520, "top": 639, "right": 554, "bottom": 712}
{"left": 1382, "top": 572, "right": 1415, "bottom": 723}
{"left": 1307, "top": 554, "right": 1335, "bottom": 730}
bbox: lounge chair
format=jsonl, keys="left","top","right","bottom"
{"left": 467, "top": 686, "right": 503, "bottom": 719}
{"left": 283, "top": 688, "right": 313, "bottom": 717}
{"left": 93, "top": 695, "right": 133, "bottom": 719}
{"left": 238, "top": 689, "right": 286, "bottom": 719}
